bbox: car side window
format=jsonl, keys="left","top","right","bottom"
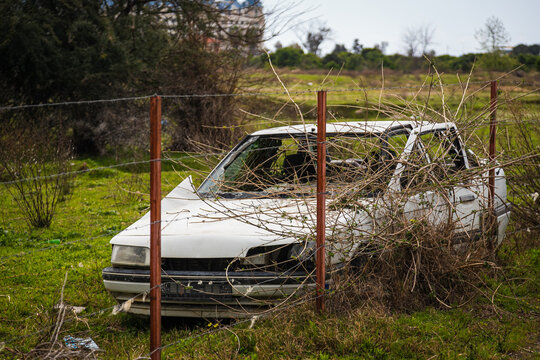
{"left": 326, "top": 132, "right": 405, "bottom": 195}
{"left": 418, "top": 130, "right": 466, "bottom": 179}
{"left": 401, "top": 129, "right": 466, "bottom": 191}
{"left": 466, "top": 148, "right": 481, "bottom": 168}
{"left": 400, "top": 141, "right": 431, "bottom": 190}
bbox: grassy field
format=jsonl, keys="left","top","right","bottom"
{"left": 239, "top": 69, "right": 540, "bottom": 141}
{"left": 0, "top": 69, "right": 539, "bottom": 359}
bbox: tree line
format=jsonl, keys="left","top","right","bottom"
{"left": 251, "top": 43, "right": 540, "bottom": 73}
{"left": 254, "top": 17, "right": 539, "bottom": 73}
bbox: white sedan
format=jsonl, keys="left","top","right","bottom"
{"left": 102, "top": 121, "right": 510, "bottom": 317}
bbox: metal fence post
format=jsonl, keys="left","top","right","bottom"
{"left": 150, "top": 96, "right": 162, "bottom": 360}
{"left": 488, "top": 81, "right": 497, "bottom": 250}
{"left": 316, "top": 90, "right": 327, "bottom": 312}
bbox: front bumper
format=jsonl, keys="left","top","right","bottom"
{"left": 102, "top": 267, "right": 317, "bottom": 318}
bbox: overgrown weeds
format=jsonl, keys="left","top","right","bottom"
{"left": 331, "top": 226, "right": 497, "bottom": 314}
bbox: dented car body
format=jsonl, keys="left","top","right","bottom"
{"left": 102, "top": 121, "right": 511, "bottom": 317}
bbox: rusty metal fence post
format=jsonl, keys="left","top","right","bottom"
{"left": 316, "top": 90, "right": 327, "bottom": 312}
{"left": 150, "top": 96, "right": 162, "bottom": 360}
{"left": 488, "top": 81, "right": 497, "bottom": 250}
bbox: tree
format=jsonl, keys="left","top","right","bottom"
{"left": 402, "top": 25, "right": 434, "bottom": 57}
{"left": 511, "top": 44, "right": 540, "bottom": 55}
{"left": 475, "top": 16, "right": 510, "bottom": 53}
{"left": 361, "top": 47, "right": 384, "bottom": 68}
{"left": 352, "top": 39, "right": 363, "bottom": 54}
{"left": 374, "top": 41, "right": 389, "bottom": 55}
{"left": 300, "top": 53, "right": 322, "bottom": 69}
{"left": 418, "top": 26, "right": 435, "bottom": 55}
{"left": 0, "top": 0, "right": 278, "bottom": 153}
{"left": 332, "top": 44, "right": 348, "bottom": 54}
{"left": 0, "top": 0, "right": 158, "bottom": 104}
{"left": 475, "top": 17, "right": 514, "bottom": 71}
{"left": 271, "top": 46, "right": 304, "bottom": 67}
{"left": 301, "top": 22, "right": 331, "bottom": 56}
{"left": 402, "top": 27, "right": 419, "bottom": 57}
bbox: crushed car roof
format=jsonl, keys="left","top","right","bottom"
{"left": 251, "top": 120, "right": 423, "bottom": 136}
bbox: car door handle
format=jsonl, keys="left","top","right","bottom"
{"left": 459, "top": 194, "right": 476, "bottom": 203}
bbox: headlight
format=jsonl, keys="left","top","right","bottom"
{"left": 111, "top": 245, "right": 150, "bottom": 268}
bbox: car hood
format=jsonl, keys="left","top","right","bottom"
{"left": 110, "top": 177, "right": 375, "bottom": 258}
{"left": 111, "top": 177, "right": 317, "bottom": 258}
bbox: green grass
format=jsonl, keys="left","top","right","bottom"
{"left": 0, "top": 70, "right": 539, "bottom": 359}
{"left": 0, "top": 153, "right": 215, "bottom": 358}
{"left": 1, "top": 160, "right": 537, "bottom": 359}
{"left": 155, "top": 299, "right": 539, "bottom": 359}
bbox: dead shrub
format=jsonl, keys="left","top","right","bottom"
{"left": 22, "top": 273, "right": 102, "bottom": 360}
{"left": 0, "top": 118, "right": 72, "bottom": 228}
{"left": 329, "top": 219, "right": 497, "bottom": 313}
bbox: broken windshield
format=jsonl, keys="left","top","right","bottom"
{"left": 198, "top": 130, "right": 409, "bottom": 198}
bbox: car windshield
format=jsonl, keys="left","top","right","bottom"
{"left": 198, "top": 130, "right": 409, "bottom": 199}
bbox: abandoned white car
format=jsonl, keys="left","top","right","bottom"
{"left": 102, "top": 121, "right": 511, "bottom": 317}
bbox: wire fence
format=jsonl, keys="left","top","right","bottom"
{"left": 1, "top": 79, "right": 537, "bottom": 112}
{"left": 0, "top": 76, "right": 538, "bottom": 358}
{"left": 0, "top": 151, "right": 226, "bottom": 186}
{"left": 0, "top": 117, "right": 538, "bottom": 187}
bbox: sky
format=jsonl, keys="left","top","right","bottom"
{"left": 261, "top": 0, "right": 540, "bottom": 56}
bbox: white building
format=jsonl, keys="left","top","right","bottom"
{"left": 158, "top": 1, "right": 265, "bottom": 54}
{"left": 212, "top": 0, "right": 265, "bottom": 54}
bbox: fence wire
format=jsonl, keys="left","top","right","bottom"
{"left": 0, "top": 117, "right": 537, "bottom": 188}
{"left": 1, "top": 79, "right": 536, "bottom": 112}
{"left": 0, "top": 152, "right": 223, "bottom": 185}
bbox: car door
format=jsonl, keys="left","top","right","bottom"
{"left": 447, "top": 136, "right": 483, "bottom": 241}
{"left": 399, "top": 136, "right": 451, "bottom": 228}
{"left": 403, "top": 126, "right": 482, "bottom": 240}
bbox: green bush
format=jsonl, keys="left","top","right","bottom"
{"left": 300, "top": 53, "right": 322, "bottom": 69}
{"left": 477, "top": 53, "right": 521, "bottom": 71}
{"left": 271, "top": 46, "right": 304, "bottom": 68}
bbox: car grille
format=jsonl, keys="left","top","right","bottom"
{"left": 160, "top": 245, "right": 315, "bottom": 273}
{"left": 161, "top": 258, "right": 234, "bottom": 272}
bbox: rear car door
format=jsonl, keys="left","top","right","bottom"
{"left": 412, "top": 127, "right": 482, "bottom": 239}
{"left": 400, "top": 135, "right": 451, "bottom": 227}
